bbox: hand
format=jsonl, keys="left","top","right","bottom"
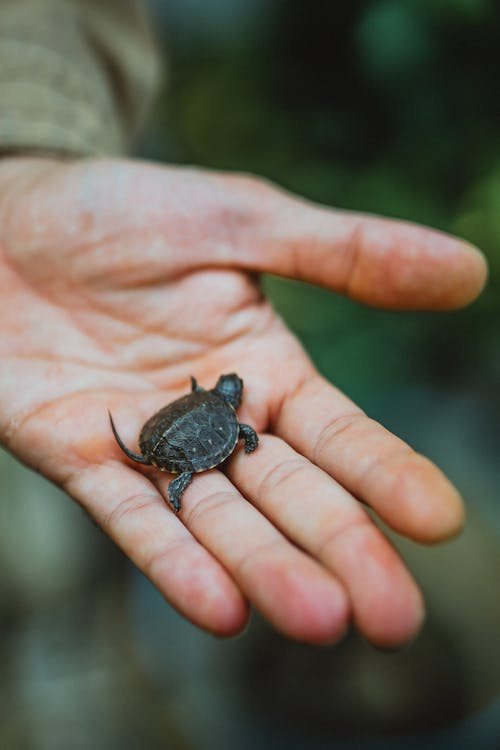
{"left": 0, "top": 158, "right": 486, "bottom": 647}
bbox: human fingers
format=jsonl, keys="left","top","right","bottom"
{"left": 66, "top": 461, "right": 249, "bottom": 637}
{"left": 228, "top": 434, "right": 424, "bottom": 648}
{"left": 153, "top": 469, "right": 350, "bottom": 645}
{"left": 272, "top": 374, "right": 465, "bottom": 544}
{"left": 211, "top": 175, "right": 487, "bottom": 310}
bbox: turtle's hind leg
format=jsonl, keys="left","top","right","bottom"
{"left": 239, "top": 424, "right": 258, "bottom": 453}
{"left": 168, "top": 472, "right": 193, "bottom": 512}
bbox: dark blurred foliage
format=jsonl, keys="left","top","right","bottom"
{"left": 150, "top": 0, "right": 500, "bottom": 420}
{"left": 144, "top": 4, "right": 500, "bottom": 738}
{"left": 149, "top": 0, "right": 500, "bottom": 424}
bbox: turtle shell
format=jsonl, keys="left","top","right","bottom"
{"left": 139, "top": 389, "right": 239, "bottom": 474}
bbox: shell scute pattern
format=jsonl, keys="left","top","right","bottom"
{"left": 145, "top": 392, "right": 239, "bottom": 473}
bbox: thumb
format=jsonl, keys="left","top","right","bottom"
{"left": 215, "top": 175, "right": 488, "bottom": 311}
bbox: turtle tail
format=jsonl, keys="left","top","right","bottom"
{"left": 108, "top": 411, "right": 151, "bottom": 465}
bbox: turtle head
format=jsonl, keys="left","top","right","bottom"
{"left": 215, "top": 373, "right": 243, "bottom": 409}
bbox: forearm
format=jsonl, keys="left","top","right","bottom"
{"left": 0, "top": 0, "right": 163, "bottom": 156}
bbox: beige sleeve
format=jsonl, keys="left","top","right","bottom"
{"left": 0, "top": 0, "right": 164, "bottom": 156}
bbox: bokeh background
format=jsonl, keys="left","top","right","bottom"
{"left": 1, "top": 1, "right": 499, "bottom": 748}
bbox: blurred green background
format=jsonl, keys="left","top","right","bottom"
{"left": 145, "top": 0, "right": 500, "bottom": 745}
{"left": 148, "top": 0, "right": 500, "bottom": 418}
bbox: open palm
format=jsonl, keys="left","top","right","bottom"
{"left": 0, "top": 158, "right": 487, "bottom": 646}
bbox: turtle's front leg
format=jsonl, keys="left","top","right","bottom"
{"left": 168, "top": 472, "right": 193, "bottom": 512}
{"left": 238, "top": 424, "right": 259, "bottom": 454}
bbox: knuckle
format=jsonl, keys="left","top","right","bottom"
{"left": 183, "top": 489, "right": 238, "bottom": 529}
{"left": 342, "top": 220, "right": 365, "bottom": 296}
{"left": 234, "top": 537, "right": 282, "bottom": 578}
{"left": 358, "top": 444, "right": 416, "bottom": 490}
{"left": 103, "top": 491, "right": 160, "bottom": 532}
{"left": 315, "top": 514, "right": 372, "bottom": 561}
{"left": 312, "top": 411, "right": 365, "bottom": 464}
{"left": 144, "top": 536, "right": 193, "bottom": 578}
{"left": 258, "top": 457, "right": 310, "bottom": 501}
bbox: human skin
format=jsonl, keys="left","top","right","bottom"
{"left": 0, "top": 157, "right": 487, "bottom": 647}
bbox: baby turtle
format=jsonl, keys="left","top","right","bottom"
{"left": 109, "top": 373, "right": 258, "bottom": 512}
